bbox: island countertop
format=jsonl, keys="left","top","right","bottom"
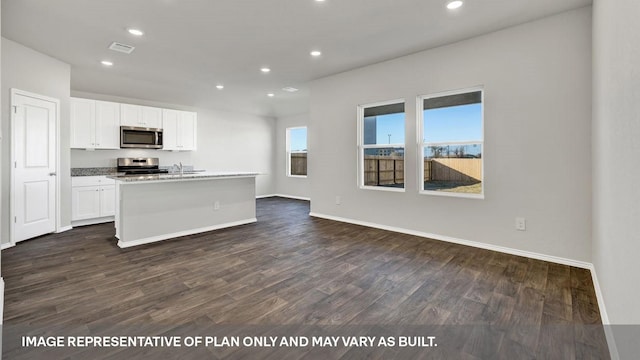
{"left": 107, "top": 171, "right": 259, "bottom": 184}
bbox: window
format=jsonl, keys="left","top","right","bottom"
{"left": 419, "top": 88, "right": 483, "bottom": 198}
{"left": 286, "top": 127, "right": 307, "bottom": 177}
{"left": 357, "top": 100, "right": 405, "bottom": 191}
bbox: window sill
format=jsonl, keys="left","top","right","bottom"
{"left": 360, "top": 186, "right": 406, "bottom": 193}
{"left": 287, "top": 175, "right": 308, "bottom": 179}
{"left": 419, "top": 190, "right": 484, "bottom": 200}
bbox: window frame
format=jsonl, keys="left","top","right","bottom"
{"left": 357, "top": 98, "right": 406, "bottom": 193}
{"left": 417, "top": 87, "right": 485, "bottom": 199}
{"left": 286, "top": 126, "right": 308, "bottom": 178}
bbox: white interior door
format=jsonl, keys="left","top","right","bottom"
{"left": 12, "top": 91, "right": 58, "bottom": 243}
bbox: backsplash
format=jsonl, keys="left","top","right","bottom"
{"left": 71, "top": 167, "right": 118, "bottom": 176}
{"left": 70, "top": 149, "right": 195, "bottom": 168}
{"left": 160, "top": 165, "right": 195, "bottom": 173}
{"left": 71, "top": 165, "right": 196, "bottom": 176}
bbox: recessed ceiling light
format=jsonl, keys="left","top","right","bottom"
{"left": 101, "top": 60, "right": 113, "bottom": 66}
{"left": 261, "top": 67, "right": 271, "bottom": 73}
{"left": 310, "top": 50, "right": 322, "bottom": 57}
{"left": 267, "top": 93, "right": 275, "bottom": 97}
{"left": 447, "top": 1, "right": 463, "bottom": 10}
{"left": 283, "top": 87, "right": 299, "bottom": 92}
{"left": 127, "top": 28, "right": 144, "bottom": 36}
{"left": 216, "top": 85, "right": 224, "bottom": 90}
{"left": 315, "top": 0, "right": 326, "bottom": 2}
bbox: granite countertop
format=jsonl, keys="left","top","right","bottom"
{"left": 107, "top": 171, "right": 259, "bottom": 183}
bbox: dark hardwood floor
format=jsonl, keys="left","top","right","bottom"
{"left": 2, "top": 198, "right": 609, "bottom": 359}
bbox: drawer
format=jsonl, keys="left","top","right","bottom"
{"left": 72, "top": 176, "right": 115, "bottom": 187}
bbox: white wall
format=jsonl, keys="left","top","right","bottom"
{"left": 1, "top": 37, "right": 72, "bottom": 246}
{"left": 593, "top": 0, "right": 640, "bottom": 326}
{"left": 70, "top": 91, "right": 277, "bottom": 197}
{"left": 309, "top": 8, "right": 592, "bottom": 262}
{"left": 1, "top": 0, "right": 4, "bottom": 321}
{"left": 275, "top": 113, "right": 310, "bottom": 199}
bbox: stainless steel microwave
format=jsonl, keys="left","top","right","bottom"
{"left": 120, "top": 126, "right": 163, "bottom": 149}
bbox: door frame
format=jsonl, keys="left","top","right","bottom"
{"left": 10, "top": 88, "right": 61, "bottom": 246}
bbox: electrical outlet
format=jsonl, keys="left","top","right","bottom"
{"left": 515, "top": 217, "right": 526, "bottom": 231}
{"left": 214, "top": 201, "right": 220, "bottom": 211}
{"left": 335, "top": 196, "right": 341, "bottom": 205}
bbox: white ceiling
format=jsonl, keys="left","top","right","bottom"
{"left": 2, "top": 0, "right": 591, "bottom": 118}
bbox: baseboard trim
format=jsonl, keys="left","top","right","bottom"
{"left": 589, "top": 265, "right": 610, "bottom": 324}
{"left": 256, "top": 194, "right": 276, "bottom": 199}
{"left": 309, "top": 212, "right": 592, "bottom": 269}
{"left": 56, "top": 225, "right": 73, "bottom": 233}
{"left": 1, "top": 242, "right": 15, "bottom": 250}
{"left": 0, "top": 277, "right": 4, "bottom": 324}
{"left": 588, "top": 265, "right": 619, "bottom": 359}
{"left": 274, "top": 194, "right": 311, "bottom": 201}
{"left": 72, "top": 216, "right": 115, "bottom": 227}
{"left": 117, "top": 218, "right": 258, "bottom": 248}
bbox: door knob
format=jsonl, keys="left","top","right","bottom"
{"left": 49, "top": 172, "right": 57, "bottom": 176}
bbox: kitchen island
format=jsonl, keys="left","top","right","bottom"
{"left": 109, "top": 172, "right": 258, "bottom": 248}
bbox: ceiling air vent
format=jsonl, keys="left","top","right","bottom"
{"left": 109, "top": 42, "right": 135, "bottom": 54}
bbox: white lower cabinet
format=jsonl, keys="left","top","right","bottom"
{"left": 72, "top": 186, "right": 101, "bottom": 220}
{"left": 100, "top": 185, "right": 116, "bottom": 216}
{"left": 72, "top": 176, "right": 116, "bottom": 225}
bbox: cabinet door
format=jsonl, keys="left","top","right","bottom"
{"left": 100, "top": 185, "right": 116, "bottom": 217}
{"left": 161, "top": 109, "right": 179, "bottom": 150}
{"left": 120, "top": 104, "right": 142, "bottom": 127}
{"left": 142, "top": 106, "right": 162, "bottom": 128}
{"left": 72, "top": 186, "right": 101, "bottom": 220}
{"left": 70, "top": 98, "right": 95, "bottom": 148}
{"left": 179, "top": 111, "right": 197, "bottom": 150}
{"left": 95, "top": 101, "right": 121, "bottom": 149}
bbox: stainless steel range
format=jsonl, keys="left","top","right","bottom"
{"left": 117, "top": 157, "right": 169, "bottom": 175}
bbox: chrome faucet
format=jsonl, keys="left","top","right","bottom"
{"left": 173, "top": 162, "right": 183, "bottom": 175}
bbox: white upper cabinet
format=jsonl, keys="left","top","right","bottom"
{"left": 121, "top": 104, "right": 162, "bottom": 128}
{"left": 120, "top": 103, "right": 141, "bottom": 127}
{"left": 179, "top": 111, "right": 197, "bottom": 151}
{"left": 70, "top": 98, "right": 95, "bottom": 148}
{"left": 95, "top": 101, "right": 120, "bottom": 149}
{"left": 71, "top": 98, "right": 120, "bottom": 149}
{"left": 162, "top": 109, "right": 179, "bottom": 150}
{"left": 142, "top": 106, "right": 162, "bottom": 128}
{"left": 71, "top": 97, "right": 196, "bottom": 151}
{"left": 162, "top": 109, "right": 197, "bottom": 151}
